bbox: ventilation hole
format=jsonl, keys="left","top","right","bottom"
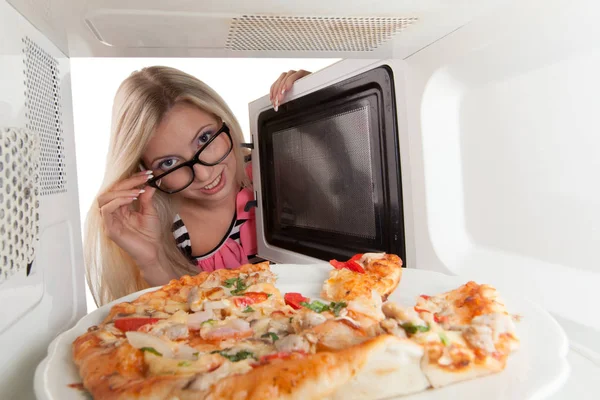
{"left": 226, "top": 16, "right": 418, "bottom": 52}
{"left": 0, "top": 126, "right": 41, "bottom": 283}
{"left": 23, "top": 37, "right": 66, "bottom": 196}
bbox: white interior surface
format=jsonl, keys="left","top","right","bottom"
{"left": 0, "top": 1, "right": 86, "bottom": 399}
{"left": 402, "top": 0, "right": 600, "bottom": 363}
{"left": 6, "top": 0, "right": 506, "bottom": 58}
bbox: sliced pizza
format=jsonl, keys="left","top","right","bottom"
{"left": 377, "top": 281, "right": 520, "bottom": 389}
{"left": 321, "top": 253, "right": 403, "bottom": 303}
{"left": 72, "top": 256, "right": 521, "bottom": 400}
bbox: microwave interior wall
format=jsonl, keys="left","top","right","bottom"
{"left": 1, "top": 0, "right": 600, "bottom": 398}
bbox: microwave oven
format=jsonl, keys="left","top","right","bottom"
{"left": 1, "top": 0, "right": 599, "bottom": 398}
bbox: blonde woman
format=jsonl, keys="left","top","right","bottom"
{"left": 85, "top": 66, "right": 310, "bottom": 305}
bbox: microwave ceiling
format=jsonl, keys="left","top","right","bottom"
{"left": 6, "top": 0, "right": 508, "bottom": 58}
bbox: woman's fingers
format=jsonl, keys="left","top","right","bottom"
{"left": 97, "top": 188, "right": 147, "bottom": 208}
{"left": 138, "top": 186, "right": 158, "bottom": 215}
{"left": 99, "top": 196, "right": 136, "bottom": 232}
{"left": 270, "top": 70, "right": 312, "bottom": 111}
{"left": 279, "top": 69, "right": 309, "bottom": 101}
{"left": 270, "top": 72, "right": 289, "bottom": 110}
{"left": 110, "top": 171, "right": 154, "bottom": 192}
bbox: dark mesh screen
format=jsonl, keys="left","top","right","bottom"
{"left": 271, "top": 106, "right": 376, "bottom": 239}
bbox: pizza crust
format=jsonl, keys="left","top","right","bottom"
{"left": 330, "top": 335, "right": 430, "bottom": 400}
{"left": 173, "top": 335, "right": 427, "bottom": 400}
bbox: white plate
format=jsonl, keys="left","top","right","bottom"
{"left": 34, "top": 266, "right": 570, "bottom": 400}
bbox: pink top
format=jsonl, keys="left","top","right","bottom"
{"left": 172, "top": 163, "right": 258, "bottom": 272}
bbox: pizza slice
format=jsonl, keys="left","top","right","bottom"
{"left": 377, "top": 281, "right": 520, "bottom": 389}
{"left": 321, "top": 253, "right": 402, "bottom": 303}
{"left": 412, "top": 281, "right": 520, "bottom": 355}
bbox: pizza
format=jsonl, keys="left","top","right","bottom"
{"left": 71, "top": 254, "right": 520, "bottom": 399}
{"left": 376, "top": 281, "right": 520, "bottom": 388}
{"left": 322, "top": 253, "right": 403, "bottom": 303}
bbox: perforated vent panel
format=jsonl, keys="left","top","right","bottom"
{"left": 0, "top": 128, "right": 40, "bottom": 284}
{"left": 22, "top": 36, "right": 66, "bottom": 196}
{"left": 226, "top": 15, "right": 418, "bottom": 52}
{"left": 271, "top": 107, "right": 376, "bottom": 239}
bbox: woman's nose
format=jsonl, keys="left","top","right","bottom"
{"left": 192, "top": 163, "right": 213, "bottom": 182}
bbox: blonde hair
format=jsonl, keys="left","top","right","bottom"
{"left": 84, "top": 66, "right": 250, "bottom": 306}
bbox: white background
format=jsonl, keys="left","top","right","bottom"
{"left": 70, "top": 58, "right": 338, "bottom": 310}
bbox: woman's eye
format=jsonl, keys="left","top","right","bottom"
{"left": 159, "top": 159, "right": 178, "bottom": 170}
{"left": 198, "top": 131, "right": 214, "bottom": 146}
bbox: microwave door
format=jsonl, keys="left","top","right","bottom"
{"left": 250, "top": 62, "right": 407, "bottom": 266}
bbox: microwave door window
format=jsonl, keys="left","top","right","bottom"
{"left": 272, "top": 107, "right": 377, "bottom": 240}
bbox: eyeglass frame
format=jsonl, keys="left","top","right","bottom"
{"left": 145, "top": 122, "right": 234, "bottom": 194}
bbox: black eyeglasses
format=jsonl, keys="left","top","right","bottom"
{"left": 147, "top": 123, "right": 233, "bottom": 194}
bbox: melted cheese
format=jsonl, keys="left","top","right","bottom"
{"left": 347, "top": 290, "right": 385, "bottom": 321}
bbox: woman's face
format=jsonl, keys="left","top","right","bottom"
{"left": 142, "top": 102, "right": 238, "bottom": 204}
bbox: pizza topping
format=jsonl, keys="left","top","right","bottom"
{"left": 380, "top": 318, "right": 408, "bottom": 338}
{"left": 163, "top": 300, "right": 189, "bottom": 314}
{"left": 300, "top": 300, "right": 330, "bottom": 313}
{"left": 471, "top": 313, "right": 516, "bottom": 341}
{"left": 275, "top": 334, "right": 311, "bottom": 354}
{"left": 291, "top": 310, "right": 328, "bottom": 332}
{"left": 439, "top": 332, "right": 450, "bottom": 346}
{"left": 463, "top": 324, "right": 495, "bottom": 353}
{"left": 243, "top": 270, "right": 277, "bottom": 286}
{"left": 382, "top": 302, "right": 427, "bottom": 326}
{"left": 114, "top": 317, "right": 160, "bottom": 332}
{"left": 251, "top": 315, "right": 293, "bottom": 339}
{"left": 212, "top": 349, "right": 256, "bottom": 362}
{"left": 203, "top": 299, "right": 230, "bottom": 311}
{"left": 145, "top": 322, "right": 189, "bottom": 340}
{"left": 347, "top": 291, "right": 385, "bottom": 321}
{"left": 95, "top": 329, "right": 119, "bottom": 344}
{"left": 284, "top": 292, "right": 309, "bottom": 309}
{"left": 140, "top": 347, "right": 162, "bottom": 356}
{"left": 334, "top": 316, "right": 363, "bottom": 330}
{"left": 187, "top": 310, "right": 216, "bottom": 330}
{"left": 201, "top": 318, "right": 252, "bottom": 341}
{"left": 358, "top": 253, "right": 386, "bottom": 265}
{"left": 329, "top": 256, "right": 366, "bottom": 273}
{"left": 232, "top": 292, "right": 269, "bottom": 308}
{"left": 249, "top": 317, "right": 271, "bottom": 337}
{"left": 245, "top": 283, "right": 279, "bottom": 297}
{"left": 330, "top": 301, "right": 348, "bottom": 317}
{"left": 261, "top": 332, "right": 279, "bottom": 342}
{"left": 223, "top": 277, "right": 248, "bottom": 295}
{"left": 400, "top": 322, "right": 430, "bottom": 335}
{"left": 125, "top": 331, "right": 175, "bottom": 358}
